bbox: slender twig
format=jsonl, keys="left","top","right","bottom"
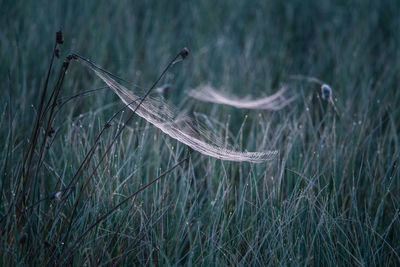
{"left": 30, "top": 57, "right": 72, "bottom": 204}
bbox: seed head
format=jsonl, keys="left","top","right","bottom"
{"left": 56, "top": 30, "right": 64, "bottom": 44}
{"left": 179, "top": 47, "right": 189, "bottom": 60}
{"left": 321, "top": 84, "right": 332, "bottom": 100}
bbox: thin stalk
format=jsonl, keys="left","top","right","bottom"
{"left": 29, "top": 57, "right": 72, "bottom": 205}
{"left": 1, "top": 39, "right": 59, "bottom": 225}
{"left": 42, "top": 49, "right": 188, "bottom": 261}
{"left": 58, "top": 50, "right": 185, "bottom": 249}
{"left": 67, "top": 49, "right": 182, "bottom": 202}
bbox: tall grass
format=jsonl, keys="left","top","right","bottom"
{"left": 1, "top": 0, "right": 399, "bottom": 265}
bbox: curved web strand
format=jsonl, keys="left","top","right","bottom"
{"left": 76, "top": 59, "right": 277, "bottom": 163}
{"left": 188, "top": 84, "right": 296, "bottom": 110}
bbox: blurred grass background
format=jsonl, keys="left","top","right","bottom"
{"left": 1, "top": 0, "right": 400, "bottom": 265}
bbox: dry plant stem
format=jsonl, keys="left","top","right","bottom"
{"left": 0, "top": 41, "right": 58, "bottom": 226}
{"left": 30, "top": 58, "right": 71, "bottom": 203}
{"left": 41, "top": 92, "right": 142, "bottom": 249}
{"left": 61, "top": 94, "right": 143, "bottom": 198}
{"left": 44, "top": 94, "right": 144, "bottom": 229}
{"left": 50, "top": 94, "right": 142, "bottom": 185}
{"left": 47, "top": 93, "right": 145, "bottom": 233}
{"left": 38, "top": 86, "right": 111, "bottom": 155}
{"left": 9, "top": 58, "right": 72, "bottom": 247}
{"left": 58, "top": 52, "right": 150, "bottom": 197}
{"left": 40, "top": 79, "right": 62, "bottom": 122}
{"left": 57, "top": 158, "right": 187, "bottom": 265}
{"left": 21, "top": 42, "right": 58, "bottom": 186}
{"left": 71, "top": 50, "right": 181, "bottom": 191}
{"left": 51, "top": 50, "right": 184, "bottom": 257}
{"left": 62, "top": 50, "right": 181, "bottom": 196}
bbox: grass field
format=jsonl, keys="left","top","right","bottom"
{"left": 1, "top": 0, "right": 400, "bottom": 265}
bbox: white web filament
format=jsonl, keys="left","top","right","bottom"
{"left": 76, "top": 59, "right": 277, "bottom": 163}
{"left": 188, "top": 84, "right": 296, "bottom": 110}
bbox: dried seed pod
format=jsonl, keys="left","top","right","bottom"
{"left": 56, "top": 30, "right": 64, "bottom": 44}
{"left": 179, "top": 47, "right": 189, "bottom": 60}
{"left": 321, "top": 84, "right": 332, "bottom": 100}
